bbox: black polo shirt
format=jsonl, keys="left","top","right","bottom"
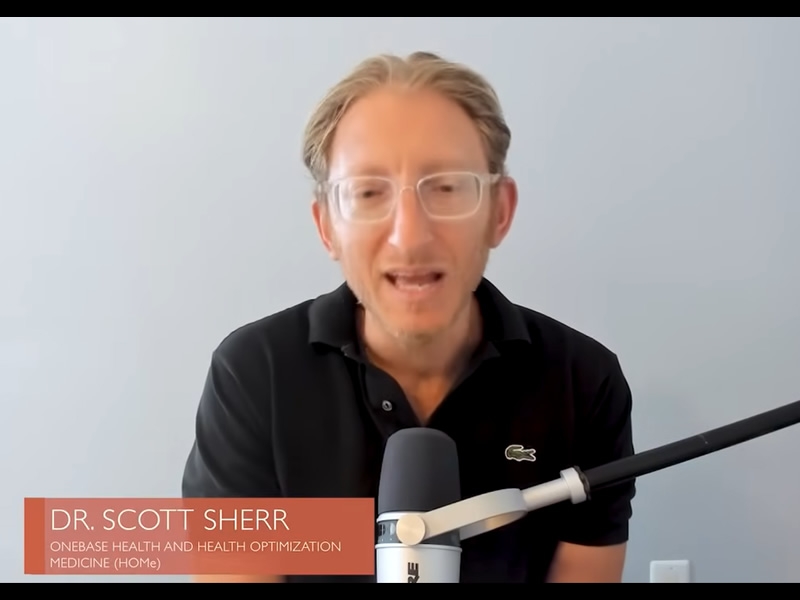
{"left": 182, "top": 278, "right": 636, "bottom": 583}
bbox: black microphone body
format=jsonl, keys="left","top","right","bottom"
{"left": 375, "top": 427, "right": 463, "bottom": 583}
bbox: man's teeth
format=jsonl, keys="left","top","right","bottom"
{"left": 390, "top": 273, "right": 440, "bottom": 287}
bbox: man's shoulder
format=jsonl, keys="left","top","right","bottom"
{"left": 212, "top": 297, "right": 317, "bottom": 366}
{"left": 510, "top": 302, "right": 633, "bottom": 440}
{"left": 516, "top": 303, "right": 618, "bottom": 364}
{"left": 509, "top": 302, "right": 626, "bottom": 397}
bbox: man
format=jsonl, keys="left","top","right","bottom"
{"left": 182, "top": 51, "right": 636, "bottom": 583}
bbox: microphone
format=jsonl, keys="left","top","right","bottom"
{"left": 378, "top": 399, "right": 800, "bottom": 582}
{"left": 375, "top": 427, "right": 463, "bottom": 583}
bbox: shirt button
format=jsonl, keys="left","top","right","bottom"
{"left": 381, "top": 400, "right": 393, "bottom": 412}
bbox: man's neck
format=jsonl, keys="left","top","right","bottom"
{"left": 359, "top": 298, "right": 483, "bottom": 383}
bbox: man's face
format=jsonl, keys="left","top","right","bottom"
{"left": 312, "top": 86, "right": 517, "bottom": 344}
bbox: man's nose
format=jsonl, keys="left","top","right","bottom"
{"left": 387, "top": 186, "right": 434, "bottom": 251}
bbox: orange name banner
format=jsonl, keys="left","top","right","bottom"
{"left": 24, "top": 497, "right": 375, "bottom": 576}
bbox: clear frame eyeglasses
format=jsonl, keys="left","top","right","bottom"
{"left": 318, "top": 171, "right": 502, "bottom": 223}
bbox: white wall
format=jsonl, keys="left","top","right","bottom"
{"left": 2, "top": 17, "right": 798, "bottom": 582}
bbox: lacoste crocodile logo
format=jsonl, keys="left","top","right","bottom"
{"left": 505, "top": 444, "right": 537, "bottom": 462}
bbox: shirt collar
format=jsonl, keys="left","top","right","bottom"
{"left": 308, "top": 277, "right": 533, "bottom": 354}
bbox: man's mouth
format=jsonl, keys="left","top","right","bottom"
{"left": 385, "top": 270, "right": 445, "bottom": 290}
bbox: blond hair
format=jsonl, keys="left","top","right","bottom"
{"left": 301, "top": 51, "right": 511, "bottom": 185}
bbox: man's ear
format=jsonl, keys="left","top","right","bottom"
{"left": 488, "top": 176, "right": 518, "bottom": 248}
{"left": 311, "top": 198, "right": 339, "bottom": 261}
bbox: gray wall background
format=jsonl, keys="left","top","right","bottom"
{"left": 1, "top": 17, "right": 798, "bottom": 583}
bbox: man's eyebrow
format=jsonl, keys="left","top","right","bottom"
{"left": 333, "top": 159, "right": 484, "bottom": 179}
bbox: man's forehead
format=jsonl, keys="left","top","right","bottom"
{"left": 326, "top": 89, "right": 488, "bottom": 179}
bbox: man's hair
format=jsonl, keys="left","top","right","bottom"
{"left": 301, "top": 51, "right": 511, "bottom": 184}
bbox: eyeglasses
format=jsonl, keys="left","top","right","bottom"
{"left": 318, "top": 171, "right": 501, "bottom": 223}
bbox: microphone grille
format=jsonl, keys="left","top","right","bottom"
{"left": 377, "top": 427, "right": 461, "bottom": 515}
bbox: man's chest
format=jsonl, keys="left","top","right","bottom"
{"left": 270, "top": 358, "right": 576, "bottom": 502}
